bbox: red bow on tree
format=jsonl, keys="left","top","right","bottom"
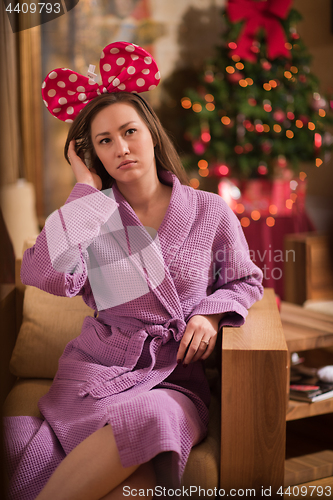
{"left": 227, "top": 0, "right": 292, "bottom": 62}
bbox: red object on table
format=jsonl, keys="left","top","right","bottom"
{"left": 240, "top": 211, "right": 315, "bottom": 300}
{"left": 217, "top": 177, "right": 315, "bottom": 299}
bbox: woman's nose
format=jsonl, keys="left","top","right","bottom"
{"left": 115, "top": 137, "right": 130, "bottom": 156}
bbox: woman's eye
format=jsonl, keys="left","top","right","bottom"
{"left": 126, "top": 128, "right": 136, "bottom": 135}
{"left": 100, "top": 138, "right": 110, "bottom": 144}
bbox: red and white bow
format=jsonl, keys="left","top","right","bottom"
{"left": 41, "top": 41, "right": 161, "bottom": 123}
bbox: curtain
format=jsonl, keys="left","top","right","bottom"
{"left": 0, "top": 3, "right": 44, "bottom": 216}
{"left": 0, "top": 3, "right": 21, "bottom": 186}
{"left": 18, "top": 24, "right": 44, "bottom": 216}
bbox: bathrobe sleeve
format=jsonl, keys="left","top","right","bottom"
{"left": 188, "top": 197, "right": 264, "bottom": 327}
{"left": 21, "top": 183, "right": 118, "bottom": 298}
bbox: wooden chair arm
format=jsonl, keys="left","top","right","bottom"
{"left": 220, "top": 288, "right": 288, "bottom": 494}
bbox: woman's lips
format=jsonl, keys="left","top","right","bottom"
{"left": 117, "top": 160, "right": 137, "bottom": 169}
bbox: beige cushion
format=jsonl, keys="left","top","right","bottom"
{"left": 10, "top": 286, "right": 94, "bottom": 379}
{"left": 3, "top": 379, "right": 52, "bottom": 418}
{"left": 183, "top": 393, "right": 220, "bottom": 489}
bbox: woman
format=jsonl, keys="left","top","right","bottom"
{"left": 4, "top": 42, "right": 263, "bottom": 500}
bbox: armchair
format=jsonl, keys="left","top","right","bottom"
{"left": 1, "top": 259, "right": 288, "bottom": 498}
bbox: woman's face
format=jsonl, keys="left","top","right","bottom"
{"left": 90, "top": 102, "right": 156, "bottom": 186}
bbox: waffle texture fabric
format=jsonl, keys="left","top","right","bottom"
{"left": 4, "top": 170, "right": 263, "bottom": 498}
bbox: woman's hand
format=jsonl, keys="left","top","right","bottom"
{"left": 176, "top": 313, "right": 224, "bottom": 366}
{"left": 68, "top": 140, "right": 102, "bottom": 190}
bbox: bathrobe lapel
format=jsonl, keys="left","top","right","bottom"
{"left": 109, "top": 171, "right": 197, "bottom": 324}
{"left": 74, "top": 173, "right": 196, "bottom": 399}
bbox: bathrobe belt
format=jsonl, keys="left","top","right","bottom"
{"left": 58, "top": 318, "right": 187, "bottom": 400}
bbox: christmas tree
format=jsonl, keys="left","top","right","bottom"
{"left": 181, "top": 0, "right": 333, "bottom": 182}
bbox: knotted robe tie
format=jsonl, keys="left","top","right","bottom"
{"left": 74, "top": 317, "right": 187, "bottom": 399}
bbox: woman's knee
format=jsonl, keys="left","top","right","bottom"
{"left": 100, "top": 461, "right": 156, "bottom": 499}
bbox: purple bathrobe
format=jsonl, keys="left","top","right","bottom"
{"left": 4, "top": 170, "right": 263, "bottom": 499}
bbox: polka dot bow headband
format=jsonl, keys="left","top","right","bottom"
{"left": 41, "top": 41, "right": 161, "bottom": 123}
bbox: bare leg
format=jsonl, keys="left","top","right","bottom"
{"left": 35, "top": 425, "right": 140, "bottom": 500}
{"left": 100, "top": 461, "right": 156, "bottom": 500}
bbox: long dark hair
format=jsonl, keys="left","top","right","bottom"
{"left": 64, "top": 93, "right": 189, "bottom": 190}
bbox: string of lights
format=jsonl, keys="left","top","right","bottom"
{"left": 180, "top": 5, "right": 333, "bottom": 225}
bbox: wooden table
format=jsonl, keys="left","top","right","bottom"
{"left": 280, "top": 301, "right": 333, "bottom": 486}
{"left": 281, "top": 302, "right": 333, "bottom": 421}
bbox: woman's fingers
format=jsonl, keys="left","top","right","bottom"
{"left": 198, "top": 335, "right": 217, "bottom": 361}
{"left": 183, "top": 331, "right": 217, "bottom": 365}
{"left": 68, "top": 140, "right": 102, "bottom": 190}
{"left": 68, "top": 140, "right": 90, "bottom": 181}
{"left": 176, "top": 315, "right": 218, "bottom": 366}
{"left": 176, "top": 325, "right": 195, "bottom": 364}
{"left": 67, "top": 139, "right": 83, "bottom": 165}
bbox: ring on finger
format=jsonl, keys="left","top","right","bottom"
{"left": 201, "top": 339, "right": 209, "bottom": 347}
